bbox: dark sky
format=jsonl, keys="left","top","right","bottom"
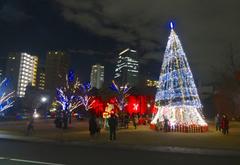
{"left": 0, "top": 0, "right": 240, "bottom": 84}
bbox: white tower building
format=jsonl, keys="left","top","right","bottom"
{"left": 90, "top": 64, "right": 104, "bottom": 89}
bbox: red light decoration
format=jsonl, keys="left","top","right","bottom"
{"left": 88, "top": 95, "right": 156, "bottom": 116}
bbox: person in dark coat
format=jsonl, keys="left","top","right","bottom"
{"left": 89, "top": 115, "right": 97, "bottom": 136}
{"left": 215, "top": 113, "right": 221, "bottom": 131}
{"left": 225, "top": 116, "right": 229, "bottom": 135}
{"left": 221, "top": 115, "right": 229, "bottom": 135}
{"left": 108, "top": 114, "right": 118, "bottom": 140}
{"left": 132, "top": 114, "right": 138, "bottom": 129}
{"left": 26, "top": 118, "right": 34, "bottom": 136}
{"left": 124, "top": 114, "right": 130, "bottom": 129}
{"left": 164, "top": 117, "right": 169, "bottom": 132}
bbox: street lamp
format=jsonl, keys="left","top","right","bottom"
{"left": 33, "top": 96, "right": 48, "bottom": 118}
{"left": 41, "top": 96, "right": 47, "bottom": 103}
{"left": 33, "top": 109, "right": 40, "bottom": 118}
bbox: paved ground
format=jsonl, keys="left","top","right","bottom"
{"left": 0, "top": 139, "right": 239, "bottom": 165}
{"left": 0, "top": 119, "right": 239, "bottom": 151}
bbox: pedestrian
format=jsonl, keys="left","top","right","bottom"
{"left": 63, "top": 111, "right": 69, "bottom": 129}
{"left": 132, "top": 114, "right": 138, "bottom": 129}
{"left": 221, "top": 115, "right": 229, "bottom": 135}
{"left": 26, "top": 118, "right": 34, "bottom": 136}
{"left": 108, "top": 114, "right": 118, "bottom": 140}
{"left": 96, "top": 117, "right": 102, "bottom": 134}
{"left": 215, "top": 113, "right": 221, "bottom": 131}
{"left": 89, "top": 114, "right": 97, "bottom": 136}
{"left": 164, "top": 117, "right": 169, "bottom": 132}
{"left": 225, "top": 116, "right": 229, "bottom": 135}
{"left": 156, "top": 119, "right": 161, "bottom": 131}
{"left": 124, "top": 114, "right": 129, "bottom": 129}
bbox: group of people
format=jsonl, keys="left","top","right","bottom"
{"left": 54, "top": 110, "right": 71, "bottom": 129}
{"left": 156, "top": 117, "right": 170, "bottom": 132}
{"left": 89, "top": 113, "right": 118, "bottom": 140}
{"left": 89, "top": 114, "right": 103, "bottom": 136}
{"left": 89, "top": 113, "right": 144, "bottom": 140}
{"left": 215, "top": 113, "right": 229, "bottom": 135}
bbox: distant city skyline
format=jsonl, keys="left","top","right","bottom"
{"left": 0, "top": 1, "right": 240, "bottom": 84}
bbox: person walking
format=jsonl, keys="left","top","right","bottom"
{"left": 96, "top": 117, "right": 102, "bottom": 134}
{"left": 164, "top": 117, "right": 169, "bottom": 132}
{"left": 215, "top": 113, "right": 221, "bottom": 131}
{"left": 156, "top": 119, "right": 161, "bottom": 131}
{"left": 221, "top": 114, "right": 229, "bottom": 135}
{"left": 89, "top": 115, "right": 97, "bottom": 137}
{"left": 108, "top": 114, "right": 118, "bottom": 140}
{"left": 221, "top": 115, "right": 229, "bottom": 135}
{"left": 26, "top": 118, "right": 34, "bottom": 136}
{"left": 225, "top": 116, "right": 229, "bottom": 135}
{"left": 132, "top": 114, "right": 138, "bottom": 129}
{"left": 124, "top": 114, "right": 129, "bottom": 129}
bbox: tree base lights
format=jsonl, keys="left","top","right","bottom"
{"left": 151, "top": 106, "right": 208, "bottom": 132}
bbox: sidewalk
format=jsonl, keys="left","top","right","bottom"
{"left": 0, "top": 119, "right": 240, "bottom": 156}
{"left": 0, "top": 130, "right": 240, "bottom": 157}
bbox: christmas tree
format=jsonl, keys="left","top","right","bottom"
{"left": 151, "top": 23, "right": 207, "bottom": 130}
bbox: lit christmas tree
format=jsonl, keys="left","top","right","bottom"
{"left": 151, "top": 23, "right": 207, "bottom": 131}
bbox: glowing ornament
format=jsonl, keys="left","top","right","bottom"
{"left": 170, "top": 22, "right": 174, "bottom": 29}
{"left": 133, "top": 103, "right": 139, "bottom": 111}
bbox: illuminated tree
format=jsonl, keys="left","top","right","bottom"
{"left": 79, "top": 82, "right": 95, "bottom": 111}
{"left": 0, "top": 78, "right": 15, "bottom": 112}
{"left": 56, "top": 71, "right": 83, "bottom": 128}
{"left": 56, "top": 71, "right": 82, "bottom": 112}
{"left": 110, "top": 80, "right": 131, "bottom": 111}
{"left": 151, "top": 23, "right": 207, "bottom": 129}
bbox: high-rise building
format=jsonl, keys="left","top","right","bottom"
{"left": 36, "top": 67, "right": 46, "bottom": 90}
{"left": 6, "top": 52, "right": 38, "bottom": 97}
{"left": 0, "top": 57, "right": 6, "bottom": 82}
{"left": 45, "top": 51, "right": 69, "bottom": 93}
{"left": 90, "top": 64, "right": 104, "bottom": 89}
{"left": 114, "top": 48, "right": 139, "bottom": 86}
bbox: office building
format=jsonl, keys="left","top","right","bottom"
{"left": 0, "top": 57, "right": 6, "bottom": 82}
{"left": 90, "top": 64, "right": 104, "bottom": 89}
{"left": 45, "top": 51, "right": 69, "bottom": 93}
{"left": 6, "top": 52, "right": 38, "bottom": 97}
{"left": 114, "top": 48, "right": 139, "bottom": 86}
{"left": 37, "top": 67, "right": 46, "bottom": 90}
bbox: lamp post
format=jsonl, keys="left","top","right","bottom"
{"left": 41, "top": 96, "right": 47, "bottom": 103}
{"left": 33, "top": 96, "right": 48, "bottom": 119}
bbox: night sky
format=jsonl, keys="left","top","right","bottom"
{"left": 0, "top": 0, "right": 240, "bottom": 83}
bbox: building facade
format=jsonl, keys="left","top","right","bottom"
{"left": 114, "top": 48, "right": 139, "bottom": 86}
{"left": 45, "top": 51, "right": 69, "bottom": 94}
{"left": 36, "top": 67, "right": 46, "bottom": 90}
{"left": 90, "top": 64, "right": 104, "bottom": 89}
{"left": 6, "top": 52, "right": 38, "bottom": 97}
{"left": 0, "top": 57, "right": 6, "bottom": 82}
